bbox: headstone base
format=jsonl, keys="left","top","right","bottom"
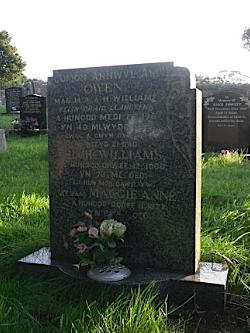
{"left": 18, "top": 247, "right": 228, "bottom": 312}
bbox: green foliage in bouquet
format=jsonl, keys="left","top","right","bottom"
{"left": 68, "top": 212, "right": 127, "bottom": 268}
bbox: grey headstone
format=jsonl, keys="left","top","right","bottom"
{"left": 48, "top": 62, "right": 202, "bottom": 274}
{"left": 203, "top": 91, "right": 250, "bottom": 151}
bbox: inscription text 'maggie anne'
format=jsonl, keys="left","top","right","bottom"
{"left": 60, "top": 188, "right": 177, "bottom": 202}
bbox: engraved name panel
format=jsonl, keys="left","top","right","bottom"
{"left": 48, "top": 62, "right": 201, "bottom": 273}
{"left": 20, "top": 95, "right": 47, "bottom": 129}
{"left": 203, "top": 92, "right": 250, "bottom": 150}
{"left": 5, "top": 87, "right": 23, "bottom": 112}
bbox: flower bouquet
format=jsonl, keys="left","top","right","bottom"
{"left": 69, "top": 212, "right": 127, "bottom": 269}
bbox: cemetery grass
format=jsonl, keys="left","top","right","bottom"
{"left": 0, "top": 106, "right": 19, "bottom": 130}
{"left": 0, "top": 135, "right": 185, "bottom": 333}
{"left": 0, "top": 135, "right": 249, "bottom": 332}
{"left": 202, "top": 153, "right": 250, "bottom": 294}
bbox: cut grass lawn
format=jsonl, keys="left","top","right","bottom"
{"left": 0, "top": 106, "right": 6, "bottom": 113}
{"left": 0, "top": 134, "right": 186, "bottom": 333}
{"left": 0, "top": 105, "right": 19, "bottom": 130}
{"left": 202, "top": 153, "right": 250, "bottom": 293}
{"left": 0, "top": 118, "right": 249, "bottom": 332}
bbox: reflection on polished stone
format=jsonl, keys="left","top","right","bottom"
{"left": 18, "top": 248, "right": 228, "bottom": 288}
{"left": 18, "top": 247, "right": 52, "bottom": 266}
{"left": 183, "top": 262, "right": 229, "bottom": 285}
{"left": 18, "top": 248, "right": 229, "bottom": 311}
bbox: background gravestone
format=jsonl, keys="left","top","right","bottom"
{"left": 203, "top": 91, "right": 250, "bottom": 151}
{"left": 0, "top": 129, "right": 7, "bottom": 151}
{"left": 23, "top": 80, "right": 47, "bottom": 97}
{"left": 20, "top": 94, "right": 47, "bottom": 130}
{"left": 5, "top": 87, "right": 23, "bottom": 113}
{"left": 48, "top": 62, "right": 201, "bottom": 274}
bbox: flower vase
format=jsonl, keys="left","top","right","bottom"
{"left": 87, "top": 264, "right": 131, "bottom": 282}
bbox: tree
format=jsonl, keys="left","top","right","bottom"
{"left": 0, "top": 30, "right": 26, "bottom": 88}
{"left": 242, "top": 27, "right": 250, "bottom": 51}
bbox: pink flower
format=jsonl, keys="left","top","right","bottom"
{"left": 69, "top": 228, "right": 78, "bottom": 238}
{"left": 88, "top": 226, "right": 99, "bottom": 239}
{"left": 77, "top": 244, "right": 90, "bottom": 253}
{"left": 77, "top": 225, "right": 87, "bottom": 232}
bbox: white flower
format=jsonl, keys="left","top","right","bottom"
{"left": 100, "top": 219, "right": 126, "bottom": 238}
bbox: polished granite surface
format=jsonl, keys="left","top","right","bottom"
{"left": 18, "top": 247, "right": 228, "bottom": 286}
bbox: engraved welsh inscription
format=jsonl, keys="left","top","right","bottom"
{"left": 5, "top": 87, "right": 22, "bottom": 112}
{"left": 203, "top": 92, "right": 250, "bottom": 150}
{"left": 20, "top": 95, "right": 47, "bottom": 129}
{"left": 48, "top": 63, "right": 201, "bottom": 273}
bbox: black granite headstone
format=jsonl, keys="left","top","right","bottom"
{"left": 5, "top": 87, "right": 23, "bottom": 113}
{"left": 48, "top": 62, "right": 202, "bottom": 274}
{"left": 20, "top": 94, "right": 47, "bottom": 130}
{"left": 203, "top": 91, "right": 250, "bottom": 151}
